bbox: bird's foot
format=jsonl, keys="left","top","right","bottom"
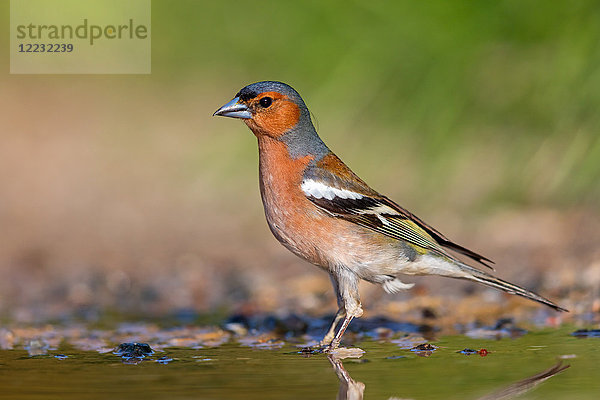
{"left": 298, "top": 337, "right": 333, "bottom": 354}
{"left": 299, "top": 338, "right": 332, "bottom": 354}
{"left": 299, "top": 337, "right": 340, "bottom": 355}
{"left": 300, "top": 343, "right": 364, "bottom": 358}
{"left": 299, "top": 344, "right": 328, "bottom": 355}
{"left": 323, "top": 338, "right": 341, "bottom": 353}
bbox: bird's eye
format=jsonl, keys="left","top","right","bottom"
{"left": 259, "top": 97, "right": 273, "bottom": 108}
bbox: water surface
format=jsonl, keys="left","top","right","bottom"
{"left": 0, "top": 328, "right": 597, "bottom": 399}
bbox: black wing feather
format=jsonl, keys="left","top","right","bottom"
{"left": 379, "top": 197, "right": 495, "bottom": 268}
{"left": 307, "top": 193, "right": 494, "bottom": 269}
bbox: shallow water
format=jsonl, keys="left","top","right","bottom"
{"left": 0, "top": 327, "right": 598, "bottom": 399}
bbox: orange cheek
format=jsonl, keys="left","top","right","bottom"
{"left": 246, "top": 101, "right": 300, "bottom": 137}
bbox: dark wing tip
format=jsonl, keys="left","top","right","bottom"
{"left": 476, "top": 257, "right": 496, "bottom": 271}
{"left": 536, "top": 293, "right": 568, "bottom": 312}
{"left": 441, "top": 240, "right": 496, "bottom": 270}
{"left": 378, "top": 197, "right": 496, "bottom": 269}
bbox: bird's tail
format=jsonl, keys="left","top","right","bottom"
{"left": 456, "top": 262, "right": 568, "bottom": 312}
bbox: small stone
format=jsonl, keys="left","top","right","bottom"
{"left": 113, "top": 342, "right": 154, "bottom": 360}
{"left": 410, "top": 342, "right": 437, "bottom": 357}
{"left": 0, "top": 329, "right": 15, "bottom": 350}
{"left": 24, "top": 339, "right": 50, "bottom": 357}
{"left": 329, "top": 347, "right": 365, "bottom": 359}
{"left": 571, "top": 329, "right": 600, "bottom": 338}
{"left": 411, "top": 343, "right": 436, "bottom": 351}
{"left": 223, "top": 322, "right": 248, "bottom": 336}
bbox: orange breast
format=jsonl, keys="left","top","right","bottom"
{"left": 257, "top": 136, "right": 331, "bottom": 266}
{"left": 256, "top": 137, "right": 389, "bottom": 272}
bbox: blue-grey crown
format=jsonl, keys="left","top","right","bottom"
{"left": 236, "top": 81, "right": 307, "bottom": 112}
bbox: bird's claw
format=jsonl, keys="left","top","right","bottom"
{"left": 299, "top": 345, "right": 327, "bottom": 355}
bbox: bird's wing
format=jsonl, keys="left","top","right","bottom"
{"left": 302, "top": 155, "right": 494, "bottom": 268}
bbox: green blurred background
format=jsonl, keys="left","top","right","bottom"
{"left": 1, "top": 0, "right": 599, "bottom": 323}
{"left": 159, "top": 0, "right": 600, "bottom": 208}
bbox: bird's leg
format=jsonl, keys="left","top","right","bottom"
{"left": 326, "top": 268, "right": 362, "bottom": 352}
{"left": 320, "top": 307, "right": 346, "bottom": 347}
{"left": 319, "top": 273, "right": 346, "bottom": 347}
{"left": 328, "top": 313, "right": 355, "bottom": 351}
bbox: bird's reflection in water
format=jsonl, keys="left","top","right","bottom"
{"left": 328, "top": 355, "right": 366, "bottom": 400}
{"left": 477, "top": 361, "right": 569, "bottom": 400}
{"left": 328, "top": 353, "right": 569, "bottom": 400}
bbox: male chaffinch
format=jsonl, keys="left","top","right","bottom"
{"left": 214, "top": 81, "right": 566, "bottom": 351}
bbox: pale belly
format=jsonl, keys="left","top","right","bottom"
{"left": 261, "top": 189, "right": 417, "bottom": 280}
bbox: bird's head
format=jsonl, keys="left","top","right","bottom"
{"left": 213, "top": 81, "right": 312, "bottom": 139}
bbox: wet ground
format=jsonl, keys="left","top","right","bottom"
{"left": 0, "top": 321, "right": 598, "bottom": 399}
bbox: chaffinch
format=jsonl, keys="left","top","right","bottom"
{"left": 214, "top": 81, "right": 566, "bottom": 351}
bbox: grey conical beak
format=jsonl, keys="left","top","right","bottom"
{"left": 213, "top": 97, "right": 252, "bottom": 119}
